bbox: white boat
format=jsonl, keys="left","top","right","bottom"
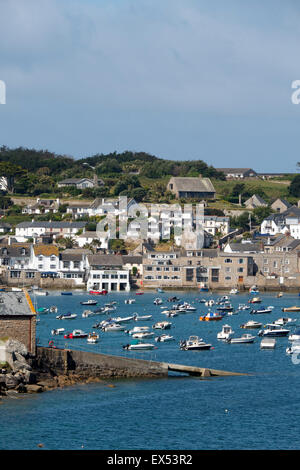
{"left": 80, "top": 299, "right": 98, "bottom": 306}
{"left": 51, "top": 328, "right": 65, "bottom": 335}
{"left": 286, "top": 343, "right": 300, "bottom": 354}
{"left": 153, "top": 298, "right": 163, "bottom": 305}
{"left": 11, "top": 287, "right": 23, "bottom": 292}
{"left": 87, "top": 332, "right": 99, "bottom": 343}
{"left": 102, "top": 323, "right": 125, "bottom": 332}
{"left": 153, "top": 321, "right": 172, "bottom": 330}
{"left": 82, "top": 310, "right": 94, "bottom": 318}
{"left": 250, "top": 307, "right": 273, "bottom": 314}
{"left": 163, "top": 310, "right": 179, "bottom": 318}
{"left": 249, "top": 285, "right": 259, "bottom": 294}
{"left": 155, "top": 334, "right": 175, "bottom": 343}
{"left": 49, "top": 305, "right": 58, "bottom": 313}
{"left": 238, "top": 304, "right": 250, "bottom": 311}
{"left": 123, "top": 342, "right": 155, "bottom": 351}
{"left": 111, "top": 315, "right": 136, "bottom": 323}
{"left": 258, "top": 324, "right": 290, "bottom": 337}
{"left": 131, "top": 331, "right": 155, "bottom": 339}
{"left": 288, "top": 329, "right": 300, "bottom": 342}
{"left": 180, "top": 336, "right": 212, "bottom": 350}
{"left": 274, "top": 317, "right": 297, "bottom": 327}
{"left": 227, "top": 334, "right": 256, "bottom": 344}
{"left": 230, "top": 288, "right": 239, "bottom": 295}
{"left": 126, "top": 326, "right": 150, "bottom": 335}
{"left": 205, "top": 300, "right": 215, "bottom": 307}
{"left": 102, "top": 306, "right": 116, "bottom": 313}
{"left": 125, "top": 299, "right": 135, "bottom": 304}
{"left": 260, "top": 338, "right": 276, "bottom": 349}
{"left": 34, "top": 290, "right": 49, "bottom": 296}
{"left": 134, "top": 315, "right": 153, "bottom": 321}
{"left": 56, "top": 313, "right": 77, "bottom": 320}
{"left": 240, "top": 320, "right": 262, "bottom": 329}
{"left": 180, "top": 302, "right": 196, "bottom": 312}
{"left": 217, "top": 324, "right": 235, "bottom": 341}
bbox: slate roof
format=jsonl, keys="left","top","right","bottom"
{"left": 0, "top": 291, "right": 33, "bottom": 316}
{"left": 16, "top": 221, "right": 87, "bottom": 229}
{"left": 168, "top": 177, "right": 216, "bottom": 193}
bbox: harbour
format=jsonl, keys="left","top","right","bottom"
{"left": 1, "top": 289, "right": 300, "bottom": 450}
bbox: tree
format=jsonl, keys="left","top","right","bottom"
{"left": 0, "top": 161, "right": 25, "bottom": 193}
{"left": 289, "top": 174, "right": 300, "bottom": 197}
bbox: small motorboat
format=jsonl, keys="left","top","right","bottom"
{"left": 82, "top": 310, "right": 94, "bottom": 318}
{"left": 250, "top": 307, "right": 273, "bottom": 315}
{"left": 61, "top": 292, "right": 73, "bottom": 296}
{"left": 277, "top": 292, "right": 283, "bottom": 298}
{"left": 87, "top": 332, "right": 99, "bottom": 343}
{"left": 153, "top": 321, "right": 172, "bottom": 330}
{"left": 230, "top": 288, "right": 239, "bottom": 295}
{"left": 273, "top": 317, "right": 297, "bottom": 327}
{"left": 34, "top": 290, "right": 49, "bottom": 296}
{"left": 162, "top": 310, "right": 179, "bottom": 318}
{"left": 288, "top": 329, "right": 300, "bottom": 342}
{"left": 153, "top": 298, "right": 163, "bottom": 305}
{"left": 258, "top": 324, "right": 290, "bottom": 337}
{"left": 157, "top": 288, "right": 165, "bottom": 293}
{"left": 56, "top": 313, "right": 77, "bottom": 320}
{"left": 180, "top": 302, "right": 196, "bottom": 312}
{"left": 49, "top": 306, "right": 58, "bottom": 313}
{"left": 168, "top": 296, "right": 180, "bottom": 302}
{"left": 126, "top": 326, "right": 150, "bottom": 335}
{"left": 238, "top": 304, "right": 250, "bottom": 311}
{"left": 131, "top": 331, "right": 155, "bottom": 339}
{"left": 217, "top": 324, "right": 235, "bottom": 341}
{"left": 249, "top": 285, "right": 259, "bottom": 294}
{"left": 248, "top": 297, "right": 262, "bottom": 304}
{"left": 205, "top": 299, "right": 215, "bottom": 307}
{"left": 240, "top": 321, "right": 262, "bottom": 329}
{"left": 102, "top": 323, "right": 125, "bottom": 332}
{"left": 80, "top": 299, "right": 98, "bottom": 305}
{"left": 134, "top": 314, "right": 152, "bottom": 321}
{"left": 155, "top": 334, "right": 174, "bottom": 343}
{"left": 199, "top": 312, "right": 223, "bottom": 321}
{"left": 217, "top": 305, "right": 234, "bottom": 313}
{"left": 282, "top": 306, "right": 300, "bottom": 312}
{"left": 180, "top": 336, "right": 212, "bottom": 350}
{"left": 227, "top": 334, "right": 256, "bottom": 344}
{"left": 125, "top": 299, "right": 135, "bottom": 304}
{"left": 89, "top": 290, "right": 108, "bottom": 295}
{"left": 286, "top": 344, "right": 300, "bottom": 355}
{"left": 37, "top": 307, "right": 49, "bottom": 314}
{"left": 51, "top": 328, "right": 65, "bottom": 335}
{"left": 64, "top": 329, "right": 88, "bottom": 339}
{"left": 260, "top": 338, "right": 276, "bottom": 349}
{"left": 111, "top": 315, "right": 136, "bottom": 323}
{"left": 123, "top": 342, "right": 155, "bottom": 350}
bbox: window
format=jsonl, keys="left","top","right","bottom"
{"left": 50, "top": 265, "right": 56, "bottom": 270}
{"left": 237, "top": 268, "right": 244, "bottom": 273}
{"left": 225, "top": 259, "right": 232, "bottom": 264}
{"left": 26, "top": 272, "right": 35, "bottom": 278}
{"left": 225, "top": 276, "right": 231, "bottom": 280}
{"left": 239, "top": 259, "right": 244, "bottom": 264}
{"left": 74, "top": 261, "right": 80, "bottom": 269}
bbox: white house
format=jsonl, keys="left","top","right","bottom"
{"left": 86, "top": 254, "right": 130, "bottom": 292}
{"left": 58, "top": 251, "right": 86, "bottom": 285}
{"left": 22, "top": 198, "right": 60, "bottom": 215}
{"left": 15, "top": 221, "right": 87, "bottom": 239}
{"left": 29, "top": 245, "right": 60, "bottom": 274}
{"left": 75, "top": 231, "right": 108, "bottom": 249}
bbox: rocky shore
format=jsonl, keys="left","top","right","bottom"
{"left": 0, "top": 340, "right": 113, "bottom": 400}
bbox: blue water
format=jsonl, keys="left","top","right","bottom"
{"left": 1, "top": 290, "right": 300, "bottom": 450}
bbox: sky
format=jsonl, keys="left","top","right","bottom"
{"left": 1, "top": 0, "right": 300, "bottom": 172}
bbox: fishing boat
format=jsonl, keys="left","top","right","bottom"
{"left": 260, "top": 338, "right": 276, "bottom": 349}
{"left": 51, "top": 328, "right": 65, "bottom": 335}
{"left": 250, "top": 307, "right": 273, "bottom": 314}
{"left": 80, "top": 299, "right": 98, "bottom": 305}
{"left": 199, "top": 312, "right": 223, "bottom": 321}
{"left": 248, "top": 297, "right": 262, "bottom": 304}
{"left": 217, "top": 324, "right": 235, "bottom": 341}
{"left": 179, "top": 336, "right": 212, "bottom": 350}
{"left": 155, "top": 334, "right": 174, "bottom": 342}
{"left": 282, "top": 306, "right": 300, "bottom": 312}
{"left": 64, "top": 329, "right": 88, "bottom": 339}
{"left": 227, "top": 334, "right": 256, "bottom": 344}
{"left": 240, "top": 320, "right": 262, "bottom": 329}
{"left": 56, "top": 312, "right": 77, "bottom": 320}
{"left": 217, "top": 304, "right": 234, "bottom": 313}
{"left": 134, "top": 314, "right": 152, "bottom": 321}
{"left": 87, "top": 332, "right": 99, "bottom": 343}
{"left": 258, "top": 324, "right": 290, "bottom": 337}
{"left": 153, "top": 321, "right": 172, "bottom": 330}
{"left": 123, "top": 341, "right": 156, "bottom": 350}
{"left": 288, "top": 329, "right": 300, "bottom": 342}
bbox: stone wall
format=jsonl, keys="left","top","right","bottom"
{"left": 0, "top": 316, "right": 36, "bottom": 354}
{"left": 36, "top": 347, "right": 168, "bottom": 379}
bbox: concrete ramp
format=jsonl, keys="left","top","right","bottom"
{"left": 165, "top": 362, "right": 247, "bottom": 377}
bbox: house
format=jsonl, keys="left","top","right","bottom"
{"left": 167, "top": 177, "right": 216, "bottom": 200}
{"left": 29, "top": 245, "right": 60, "bottom": 276}
{"left": 244, "top": 194, "right": 268, "bottom": 209}
{"left": 260, "top": 207, "right": 300, "bottom": 239}
{"left": 0, "top": 290, "right": 36, "bottom": 354}
{"left": 0, "top": 222, "right": 11, "bottom": 233}
{"left": 15, "top": 221, "right": 87, "bottom": 239}
{"left": 75, "top": 231, "right": 108, "bottom": 249}
{"left": 223, "top": 241, "right": 262, "bottom": 254}
{"left": 22, "top": 198, "right": 60, "bottom": 215}
{"left": 198, "top": 216, "right": 230, "bottom": 237}
{"left": 66, "top": 203, "right": 91, "bottom": 219}
{"left": 0, "top": 244, "right": 31, "bottom": 270}
{"left": 57, "top": 177, "right": 104, "bottom": 189}
{"left": 271, "top": 198, "right": 292, "bottom": 213}
{"left": 263, "top": 234, "right": 300, "bottom": 254}
{"left": 216, "top": 168, "right": 257, "bottom": 179}
{"left": 86, "top": 254, "right": 130, "bottom": 292}
{"left": 58, "top": 251, "right": 86, "bottom": 285}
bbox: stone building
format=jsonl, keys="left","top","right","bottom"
{"left": 0, "top": 290, "right": 36, "bottom": 354}
{"left": 167, "top": 177, "right": 216, "bottom": 200}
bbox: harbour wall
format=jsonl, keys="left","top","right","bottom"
{"left": 35, "top": 347, "right": 168, "bottom": 379}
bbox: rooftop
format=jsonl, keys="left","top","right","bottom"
{"left": 0, "top": 291, "right": 34, "bottom": 317}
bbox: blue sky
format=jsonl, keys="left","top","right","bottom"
{"left": 1, "top": 0, "right": 300, "bottom": 171}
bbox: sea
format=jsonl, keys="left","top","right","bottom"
{"left": 1, "top": 289, "right": 300, "bottom": 451}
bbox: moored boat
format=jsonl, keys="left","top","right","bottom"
{"left": 217, "top": 324, "right": 235, "bottom": 341}
{"left": 258, "top": 324, "right": 290, "bottom": 337}
{"left": 179, "top": 336, "right": 212, "bottom": 350}
{"left": 56, "top": 313, "right": 77, "bottom": 320}
{"left": 51, "top": 328, "right": 65, "bottom": 335}
{"left": 248, "top": 297, "right": 262, "bottom": 304}
{"left": 87, "top": 332, "right": 99, "bottom": 343}
{"left": 123, "top": 341, "right": 155, "bottom": 350}
{"left": 153, "top": 321, "right": 172, "bottom": 330}
{"left": 199, "top": 312, "right": 223, "bottom": 321}
{"left": 260, "top": 338, "right": 276, "bottom": 349}
{"left": 80, "top": 299, "right": 98, "bottom": 305}
{"left": 155, "top": 334, "right": 174, "bottom": 342}
{"left": 282, "top": 306, "right": 300, "bottom": 312}
{"left": 227, "top": 334, "right": 256, "bottom": 344}
{"left": 240, "top": 320, "right": 262, "bottom": 329}
{"left": 64, "top": 329, "right": 88, "bottom": 339}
